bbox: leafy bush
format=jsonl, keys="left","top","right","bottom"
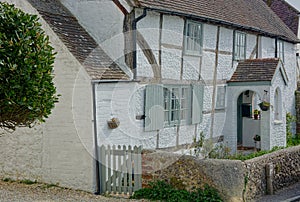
{"left": 229, "top": 146, "right": 283, "bottom": 161}
{"left": 287, "top": 134, "right": 300, "bottom": 146}
{"left": 131, "top": 180, "right": 223, "bottom": 202}
{"left": 193, "top": 132, "right": 231, "bottom": 159}
{"left": 0, "top": 3, "right": 58, "bottom": 130}
{"left": 286, "top": 113, "right": 300, "bottom": 147}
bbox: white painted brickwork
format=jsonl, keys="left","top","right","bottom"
{"left": 0, "top": 0, "right": 94, "bottom": 192}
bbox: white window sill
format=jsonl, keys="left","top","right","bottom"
{"left": 274, "top": 120, "right": 283, "bottom": 125}
{"left": 183, "top": 52, "right": 202, "bottom": 57}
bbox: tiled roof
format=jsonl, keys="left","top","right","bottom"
{"left": 135, "top": 0, "right": 299, "bottom": 43}
{"left": 262, "top": 0, "right": 299, "bottom": 36}
{"left": 27, "top": 0, "right": 128, "bottom": 80}
{"left": 228, "top": 58, "right": 280, "bottom": 83}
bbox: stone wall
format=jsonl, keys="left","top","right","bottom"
{"left": 142, "top": 146, "right": 300, "bottom": 202}
{"left": 244, "top": 146, "right": 300, "bottom": 200}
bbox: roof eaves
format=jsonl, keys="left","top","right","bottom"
{"left": 271, "top": 60, "right": 289, "bottom": 85}
{"left": 135, "top": 6, "right": 300, "bottom": 43}
{"left": 227, "top": 81, "right": 272, "bottom": 86}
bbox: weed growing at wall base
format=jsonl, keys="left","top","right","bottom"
{"left": 131, "top": 180, "right": 223, "bottom": 202}
{"left": 229, "top": 146, "right": 283, "bottom": 161}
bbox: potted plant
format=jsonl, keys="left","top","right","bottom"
{"left": 253, "top": 109, "right": 260, "bottom": 120}
{"left": 259, "top": 101, "right": 270, "bottom": 111}
{"left": 253, "top": 134, "right": 261, "bottom": 151}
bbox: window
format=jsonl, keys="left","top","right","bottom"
{"left": 145, "top": 84, "right": 204, "bottom": 131}
{"left": 277, "top": 40, "right": 284, "bottom": 63}
{"left": 274, "top": 88, "right": 282, "bottom": 121}
{"left": 233, "top": 31, "right": 246, "bottom": 61}
{"left": 163, "top": 86, "right": 190, "bottom": 126}
{"left": 216, "top": 86, "right": 226, "bottom": 109}
{"left": 184, "top": 20, "right": 203, "bottom": 55}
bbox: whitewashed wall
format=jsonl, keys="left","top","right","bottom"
{"left": 261, "top": 36, "right": 276, "bottom": 58}
{"left": 0, "top": 0, "right": 95, "bottom": 192}
{"left": 282, "top": 42, "right": 297, "bottom": 114}
{"left": 104, "top": 9, "right": 298, "bottom": 149}
{"left": 95, "top": 82, "right": 200, "bottom": 148}
{"left": 270, "top": 71, "right": 286, "bottom": 148}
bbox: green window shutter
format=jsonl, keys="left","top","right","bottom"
{"left": 145, "top": 84, "right": 164, "bottom": 131}
{"left": 192, "top": 84, "right": 204, "bottom": 124}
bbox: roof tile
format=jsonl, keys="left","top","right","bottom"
{"left": 229, "top": 58, "right": 280, "bottom": 82}
{"left": 136, "top": 0, "right": 299, "bottom": 43}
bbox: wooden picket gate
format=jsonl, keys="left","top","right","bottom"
{"left": 99, "top": 145, "right": 142, "bottom": 195}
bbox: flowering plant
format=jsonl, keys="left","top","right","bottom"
{"left": 253, "top": 134, "right": 261, "bottom": 141}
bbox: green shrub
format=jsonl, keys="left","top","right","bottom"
{"left": 286, "top": 113, "right": 300, "bottom": 147}
{"left": 2, "top": 178, "right": 14, "bottom": 182}
{"left": 20, "top": 179, "right": 37, "bottom": 185}
{"left": 229, "top": 146, "right": 283, "bottom": 161}
{"left": 131, "top": 180, "right": 223, "bottom": 202}
{"left": 0, "top": 3, "right": 58, "bottom": 130}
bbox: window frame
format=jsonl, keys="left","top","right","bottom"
{"left": 163, "top": 85, "right": 191, "bottom": 127}
{"left": 233, "top": 31, "right": 247, "bottom": 61}
{"left": 277, "top": 40, "right": 284, "bottom": 63}
{"left": 184, "top": 20, "right": 203, "bottom": 56}
{"left": 144, "top": 84, "right": 204, "bottom": 131}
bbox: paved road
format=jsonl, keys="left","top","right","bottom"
{"left": 256, "top": 182, "right": 300, "bottom": 202}
{"left": 0, "top": 179, "right": 299, "bottom": 202}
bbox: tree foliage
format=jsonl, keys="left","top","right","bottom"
{"left": 0, "top": 3, "right": 58, "bottom": 131}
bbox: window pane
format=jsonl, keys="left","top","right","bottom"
{"left": 277, "top": 40, "right": 284, "bottom": 62}
{"left": 164, "top": 111, "right": 169, "bottom": 122}
{"left": 185, "top": 21, "right": 202, "bottom": 54}
{"left": 181, "top": 109, "right": 185, "bottom": 120}
{"left": 163, "top": 86, "right": 192, "bottom": 126}
{"left": 234, "top": 32, "right": 246, "bottom": 60}
{"left": 180, "top": 88, "right": 189, "bottom": 121}
{"left": 172, "top": 88, "right": 179, "bottom": 97}
{"left": 163, "top": 88, "right": 170, "bottom": 124}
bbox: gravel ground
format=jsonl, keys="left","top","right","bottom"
{"left": 0, "top": 180, "right": 146, "bottom": 202}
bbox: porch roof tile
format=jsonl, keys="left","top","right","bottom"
{"left": 27, "top": 0, "right": 129, "bottom": 81}
{"left": 228, "top": 58, "right": 280, "bottom": 83}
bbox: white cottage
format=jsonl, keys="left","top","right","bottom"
{"left": 57, "top": 0, "right": 298, "bottom": 151}
{"left": 0, "top": 0, "right": 299, "bottom": 193}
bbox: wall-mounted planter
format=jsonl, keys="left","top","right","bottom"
{"left": 107, "top": 118, "right": 120, "bottom": 129}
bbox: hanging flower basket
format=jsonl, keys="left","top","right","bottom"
{"left": 259, "top": 101, "right": 270, "bottom": 111}
{"left": 253, "top": 134, "right": 261, "bottom": 142}
{"left": 107, "top": 118, "right": 120, "bottom": 129}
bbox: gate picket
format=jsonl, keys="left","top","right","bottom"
{"left": 98, "top": 144, "right": 142, "bottom": 195}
